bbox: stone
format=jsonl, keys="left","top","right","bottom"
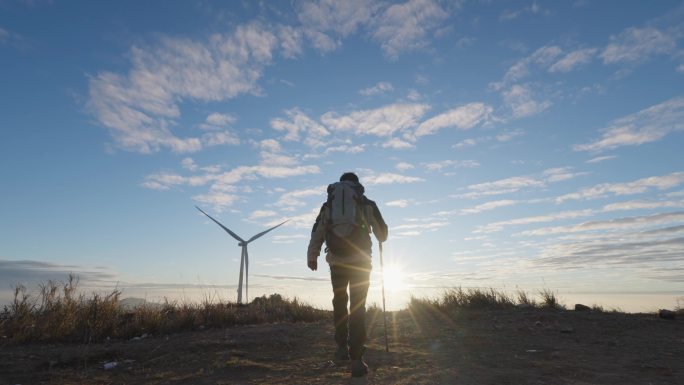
{"left": 658, "top": 309, "right": 676, "bottom": 320}
{"left": 574, "top": 304, "right": 591, "bottom": 311}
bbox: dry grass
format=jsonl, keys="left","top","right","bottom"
{"left": 0, "top": 275, "right": 329, "bottom": 344}
{"left": 408, "top": 287, "right": 567, "bottom": 313}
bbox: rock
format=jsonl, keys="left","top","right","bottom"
{"left": 560, "top": 326, "right": 575, "bottom": 333}
{"left": 517, "top": 303, "right": 532, "bottom": 309}
{"left": 574, "top": 304, "right": 591, "bottom": 311}
{"left": 658, "top": 309, "right": 676, "bottom": 320}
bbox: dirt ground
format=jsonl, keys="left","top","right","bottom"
{"left": 1, "top": 307, "right": 682, "bottom": 384}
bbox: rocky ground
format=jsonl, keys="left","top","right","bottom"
{"left": 1, "top": 307, "right": 682, "bottom": 384}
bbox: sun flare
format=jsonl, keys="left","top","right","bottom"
{"left": 381, "top": 264, "right": 406, "bottom": 292}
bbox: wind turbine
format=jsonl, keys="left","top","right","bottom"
{"left": 195, "top": 206, "right": 288, "bottom": 304}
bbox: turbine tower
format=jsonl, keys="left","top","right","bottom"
{"left": 195, "top": 206, "right": 288, "bottom": 304}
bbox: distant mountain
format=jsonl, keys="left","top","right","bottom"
{"left": 119, "top": 297, "right": 160, "bottom": 310}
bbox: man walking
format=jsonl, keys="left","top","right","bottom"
{"left": 307, "top": 172, "right": 388, "bottom": 377}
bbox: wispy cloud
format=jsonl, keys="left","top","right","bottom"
{"left": 519, "top": 211, "right": 684, "bottom": 237}
{"left": 601, "top": 27, "right": 677, "bottom": 64}
{"left": 555, "top": 172, "right": 684, "bottom": 203}
{"left": 423, "top": 159, "right": 480, "bottom": 172}
{"left": 395, "top": 161, "right": 415, "bottom": 171}
{"left": 548, "top": 48, "right": 597, "bottom": 73}
{"left": 359, "top": 81, "right": 394, "bottom": 96}
{"left": 370, "top": 0, "right": 450, "bottom": 59}
{"left": 460, "top": 199, "right": 519, "bottom": 215}
{"left": 475, "top": 209, "right": 594, "bottom": 233}
{"left": 295, "top": 0, "right": 378, "bottom": 52}
{"left": 270, "top": 108, "right": 329, "bottom": 147}
{"left": 586, "top": 155, "right": 617, "bottom": 164}
{"left": 143, "top": 163, "right": 320, "bottom": 211}
{"left": 574, "top": 96, "right": 684, "bottom": 152}
{"left": 415, "top": 102, "right": 492, "bottom": 137}
{"left": 249, "top": 210, "right": 279, "bottom": 220}
{"left": 0, "top": 259, "right": 117, "bottom": 287}
{"left": 89, "top": 22, "right": 289, "bottom": 153}
{"left": 322, "top": 103, "right": 429, "bottom": 137}
{"left": 386, "top": 199, "right": 410, "bottom": 208}
{"left": 295, "top": 0, "right": 451, "bottom": 58}
{"left": 363, "top": 172, "right": 425, "bottom": 185}
{"left": 602, "top": 199, "right": 684, "bottom": 212}
{"left": 275, "top": 186, "right": 326, "bottom": 211}
{"left": 502, "top": 84, "right": 551, "bottom": 118}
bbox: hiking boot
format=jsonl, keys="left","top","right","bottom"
{"left": 334, "top": 346, "right": 350, "bottom": 361}
{"left": 351, "top": 359, "right": 368, "bottom": 377}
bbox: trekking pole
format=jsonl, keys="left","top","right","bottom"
{"left": 379, "top": 242, "right": 389, "bottom": 353}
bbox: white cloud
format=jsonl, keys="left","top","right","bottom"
{"left": 601, "top": 27, "right": 677, "bottom": 64}
{"left": 258, "top": 139, "right": 299, "bottom": 166}
{"left": 602, "top": 199, "right": 684, "bottom": 212}
{"left": 205, "top": 112, "right": 236, "bottom": 126}
{"left": 276, "top": 186, "right": 326, "bottom": 210}
{"left": 406, "top": 89, "right": 422, "bottom": 101}
{"left": 296, "top": 0, "right": 378, "bottom": 52}
{"left": 371, "top": 0, "right": 450, "bottom": 59}
{"left": 392, "top": 221, "right": 449, "bottom": 231}
{"left": 386, "top": 199, "right": 410, "bottom": 208}
{"left": 321, "top": 103, "right": 430, "bottom": 137}
{"left": 141, "top": 171, "right": 216, "bottom": 190}
{"left": 548, "top": 48, "right": 597, "bottom": 73}
{"left": 363, "top": 172, "right": 425, "bottom": 185}
{"left": 193, "top": 191, "right": 241, "bottom": 210}
{"left": 359, "top": 81, "right": 394, "bottom": 96}
{"left": 270, "top": 108, "right": 329, "bottom": 147}
{"left": 453, "top": 138, "right": 478, "bottom": 149}
{"left": 396, "top": 162, "right": 415, "bottom": 171}
{"left": 423, "top": 159, "right": 479, "bottom": 171}
{"left": 382, "top": 137, "right": 415, "bottom": 149}
{"left": 475, "top": 209, "right": 595, "bottom": 233}
{"left": 278, "top": 25, "right": 304, "bottom": 58}
{"left": 88, "top": 22, "right": 288, "bottom": 153}
{"left": 324, "top": 143, "right": 366, "bottom": 154}
{"left": 498, "top": 45, "right": 563, "bottom": 85}
{"left": 542, "top": 167, "right": 587, "bottom": 183}
{"left": 249, "top": 210, "right": 279, "bottom": 220}
{"left": 415, "top": 102, "right": 492, "bottom": 137}
{"left": 201, "top": 130, "right": 240, "bottom": 146}
{"left": 502, "top": 84, "right": 551, "bottom": 118}
{"left": 519, "top": 211, "right": 684, "bottom": 237}
{"left": 460, "top": 200, "right": 518, "bottom": 215}
{"left": 574, "top": 96, "right": 684, "bottom": 152}
{"left": 678, "top": 64, "right": 684, "bottom": 73}
{"left": 586, "top": 155, "right": 617, "bottom": 164}
{"left": 181, "top": 157, "right": 198, "bottom": 171}
{"left": 555, "top": 172, "right": 684, "bottom": 203}
{"left": 468, "top": 176, "right": 545, "bottom": 192}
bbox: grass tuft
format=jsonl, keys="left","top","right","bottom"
{"left": 0, "top": 277, "right": 329, "bottom": 344}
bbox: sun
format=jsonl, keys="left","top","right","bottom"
{"left": 381, "top": 263, "right": 406, "bottom": 292}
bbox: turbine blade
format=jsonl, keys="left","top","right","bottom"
{"left": 195, "top": 206, "right": 245, "bottom": 243}
{"left": 237, "top": 246, "right": 245, "bottom": 304}
{"left": 246, "top": 220, "right": 290, "bottom": 243}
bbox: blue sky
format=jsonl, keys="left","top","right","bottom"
{"left": 1, "top": 0, "right": 683, "bottom": 312}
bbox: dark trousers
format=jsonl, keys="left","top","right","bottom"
{"left": 330, "top": 261, "right": 371, "bottom": 360}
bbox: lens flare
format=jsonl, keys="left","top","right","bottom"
{"left": 382, "top": 263, "right": 405, "bottom": 292}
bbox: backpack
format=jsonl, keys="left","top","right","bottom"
{"left": 325, "top": 181, "right": 370, "bottom": 257}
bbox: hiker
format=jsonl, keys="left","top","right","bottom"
{"left": 307, "top": 172, "right": 388, "bottom": 377}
